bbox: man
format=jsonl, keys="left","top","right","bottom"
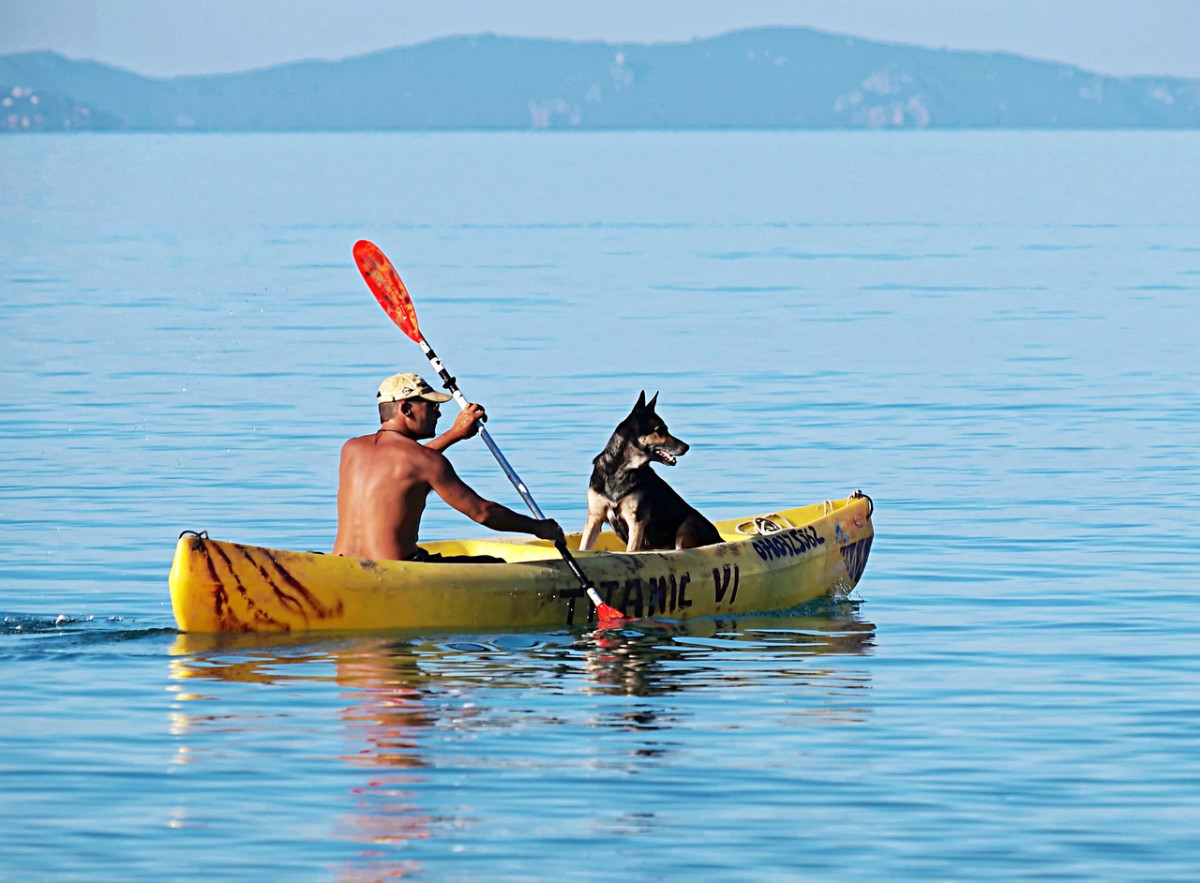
{"left": 332, "top": 372, "right": 564, "bottom": 561}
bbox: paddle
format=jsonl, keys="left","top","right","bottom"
{"left": 352, "top": 239, "right": 624, "bottom": 626}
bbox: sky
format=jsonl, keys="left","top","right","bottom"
{"left": 3, "top": 0, "right": 1200, "bottom": 79}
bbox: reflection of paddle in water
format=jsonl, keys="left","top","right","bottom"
{"left": 581, "top": 600, "right": 877, "bottom": 709}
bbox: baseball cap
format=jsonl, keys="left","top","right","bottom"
{"left": 376, "top": 372, "right": 453, "bottom": 404}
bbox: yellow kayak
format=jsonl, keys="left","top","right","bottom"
{"left": 169, "top": 492, "right": 874, "bottom": 633}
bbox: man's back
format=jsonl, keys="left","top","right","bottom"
{"left": 332, "top": 431, "right": 435, "bottom": 560}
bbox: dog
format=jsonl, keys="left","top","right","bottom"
{"left": 579, "top": 391, "right": 722, "bottom": 552}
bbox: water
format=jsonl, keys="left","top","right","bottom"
{"left": 2, "top": 130, "right": 1198, "bottom": 879}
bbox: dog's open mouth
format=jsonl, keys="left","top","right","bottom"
{"left": 653, "top": 448, "right": 678, "bottom": 466}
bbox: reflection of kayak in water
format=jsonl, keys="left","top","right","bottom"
{"left": 169, "top": 493, "right": 874, "bottom": 634}
{"left": 167, "top": 601, "right": 876, "bottom": 684}
{"left": 169, "top": 606, "right": 875, "bottom": 716}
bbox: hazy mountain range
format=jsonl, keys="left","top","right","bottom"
{"left": 3, "top": 28, "right": 1199, "bottom": 132}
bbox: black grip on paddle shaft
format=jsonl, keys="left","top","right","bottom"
{"left": 418, "top": 339, "right": 460, "bottom": 398}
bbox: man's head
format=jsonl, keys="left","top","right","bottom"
{"left": 377, "top": 373, "right": 452, "bottom": 426}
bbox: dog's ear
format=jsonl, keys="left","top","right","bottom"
{"left": 647, "top": 391, "right": 659, "bottom": 412}
{"left": 635, "top": 390, "right": 647, "bottom": 411}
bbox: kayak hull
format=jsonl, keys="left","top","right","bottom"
{"left": 169, "top": 493, "right": 874, "bottom": 633}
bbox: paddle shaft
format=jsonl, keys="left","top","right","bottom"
{"left": 418, "top": 338, "right": 537, "bottom": 513}
{"left": 415, "top": 336, "right": 605, "bottom": 605}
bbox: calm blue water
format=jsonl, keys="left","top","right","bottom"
{"left": 2, "top": 130, "right": 1199, "bottom": 880}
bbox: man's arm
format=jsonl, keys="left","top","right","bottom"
{"left": 426, "top": 403, "right": 487, "bottom": 452}
{"left": 478, "top": 502, "right": 564, "bottom": 543}
{"left": 428, "top": 452, "right": 563, "bottom": 543}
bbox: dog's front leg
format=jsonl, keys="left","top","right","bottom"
{"left": 624, "top": 517, "right": 646, "bottom": 552}
{"left": 580, "top": 489, "right": 609, "bottom": 551}
{"left": 579, "top": 514, "right": 604, "bottom": 551}
{"left": 614, "top": 496, "right": 645, "bottom": 551}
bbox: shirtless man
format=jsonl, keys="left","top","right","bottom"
{"left": 332, "top": 372, "right": 564, "bottom": 561}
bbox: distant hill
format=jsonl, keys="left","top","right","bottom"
{"left": 2, "top": 28, "right": 1199, "bottom": 132}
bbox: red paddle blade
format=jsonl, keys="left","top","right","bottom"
{"left": 595, "top": 601, "right": 628, "bottom": 626}
{"left": 353, "top": 239, "right": 421, "bottom": 342}
{"left": 587, "top": 589, "right": 627, "bottom": 626}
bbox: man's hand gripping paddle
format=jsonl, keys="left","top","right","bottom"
{"left": 353, "top": 239, "right": 626, "bottom": 626}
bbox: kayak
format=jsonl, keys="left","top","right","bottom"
{"left": 168, "top": 492, "right": 874, "bottom": 633}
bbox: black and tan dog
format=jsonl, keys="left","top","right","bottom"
{"left": 579, "top": 391, "right": 722, "bottom": 552}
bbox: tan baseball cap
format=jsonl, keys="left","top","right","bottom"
{"left": 376, "top": 372, "right": 453, "bottom": 404}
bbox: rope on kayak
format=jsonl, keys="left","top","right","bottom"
{"left": 755, "top": 516, "right": 789, "bottom": 534}
{"left": 850, "top": 489, "right": 874, "bottom": 518}
{"left": 734, "top": 513, "right": 795, "bottom": 535}
{"left": 178, "top": 529, "right": 209, "bottom": 540}
{"left": 734, "top": 492, "right": 872, "bottom": 536}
